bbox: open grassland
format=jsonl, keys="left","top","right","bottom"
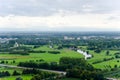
{"left": 0, "top": 45, "right": 83, "bottom": 65}
{"left": 0, "top": 45, "right": 120, "bottom": 70}
{"left": 0, "top": 45, "right": 120, "bottom": 79}
{"left": 87, "top": 50, "right": 120, "bottom": 69}
{"left": 0, "top": 76, "right": 80, "bottom": 80}
{"left": 0, "top": 45, "right": 83, "bottom": 80}
{"left": 60, "top": 78, "right": 80, "bottom": 80}
{"left": 79, "top": 46, "right": 120, "bottom": 69}
{"left": 0, "top": 75, "right": 32, "bottom": 80}
{"left": 0, "top": 67, "right": 31, "bottom": 80}
{"left": 0, "top": 67, "right": 22, "bottom": 74}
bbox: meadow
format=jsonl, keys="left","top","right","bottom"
{"left": 0, "top": 45, "right": 120, "bottom": 70}
{"left": 88, "top": 50, "right": 120, "bottom": 69}
{"left": 0, "top": 75, "right": 32, "bottom": 80}
{"left": 0, "top": 45, "right": 84, "bottom": 79}
{"left": 0, "top": 45, "right": 120, "bottom": 79}
{"left": 80, "top": 46, "right": 120, "bottom": 69}
{"left": 0, "top": 45, "right": 83, "bottom": 66}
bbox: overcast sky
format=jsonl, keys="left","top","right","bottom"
{"left": 0, "top": 0, "right": 120, "bottom": 31}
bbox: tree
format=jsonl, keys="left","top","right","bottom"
{"left": 1, "top": 60, "right": 5, "bottom": 64}
{"left": 106, "top": 50, "right": 110, "bottom": 55}
{"left": 86, "top": 51, "right": 89, "bottom": 54}
{"left": 16, "top": 77, "right": 23, "bottom": 80}
{"left": 114, "top": 65, "right": 117, "bottom": 68}
{"left": 5, "top": 71, "right": 10, "bottom": 76}
{"left": 13, "top": 60, "right": 16, "bottom": 63}
{"left": 94, "top": 49, "right": 101, "bottom": 53}
{"left": 6, "top": 61, "right": 8, "bottom": 64}
{"left": 66, "top": 68, "right": 105, "bottom": 80}
{"left": 12, "top": 70, "right": 21, "bottom": 76}
{"left": 31, "top": 74, "right": 41, "bottom": 80}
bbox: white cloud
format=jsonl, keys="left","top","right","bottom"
{"left": 0, "top": 11, "right": 120, "bottom": 31}
{"left": 0, "top": 0, "right": 120, "bottom": 31}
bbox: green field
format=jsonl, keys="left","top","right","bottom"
{"left": 0, "top": 67, "right": 32, "bottom": 80}
{"left": 0, "top": 45, "right": 120, "bottom": 69}
{"left": 0, "top": 67, "right": 22, "bottom": 74}
{"left": 0, "top": 45, "right": 84, "bottom": 80}
{"left": 0, "top": 75, "right": 32, "bottom": 80}
{"left": 60, "top": 78, "right": 80, "bottom": 80}
{"left": 0, "top": 45, "right": 120, "bottom": 79}
{"left": 0, "top": 45, "right": 83, "bottom": 66}
{"left": 87, "top": 50, "right": 120, "bottom": 69}
{"left": 79, "top": 46, "right": 120, "bottom": 69}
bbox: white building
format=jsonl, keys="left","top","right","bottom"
{"left": 77, "top": 50, "right": 92, "bottom": 60}
{"left": 14, "top": 42, "right": 19, "bottom": 47}
{"left": 64, "top": 36, "right": 75, "bottom": 40}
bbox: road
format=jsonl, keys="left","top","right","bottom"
{"left": 106, "top": 78, "right": 119, "bottom": 80}
{"left": 0, "top": 64, "right": 66, "bottom": 75}
{"left": 1, "top": 64, "right": 120, "bottom": 80}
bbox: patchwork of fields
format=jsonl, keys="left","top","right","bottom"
{"left": 0, "top": 45, "right": 120, "bottom": 79}
{"left": 0, "top": 45, "right": 84, "bottom": 79}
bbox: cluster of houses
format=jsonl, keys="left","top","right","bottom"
{"left": 64, "top": 36, "right": 120, "bottom": 40}
{"left": 0, "top": 38, "right": 17, "bottom": 43}
{"left": 64, "top": 36, "right": 106, "bottom": 40}
{"left": 64, "top": 36, "right": 81, "bottom": 40}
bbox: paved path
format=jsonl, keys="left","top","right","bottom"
{"left": 1, "top": 64, "right": 120, "bottom": 80}
{"left": 0, "top": 64, "right": 66, "bottom": 75}
{"left": 107, "top": 78, "right": 119, "bottom": 80}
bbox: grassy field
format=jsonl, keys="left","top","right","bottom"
{"left": 0, "top": 75, "right": 32, "bottom": 80}
{"left": 0, "top": 67, "right": 22, "bottom": 74}
{"left": 0, "top": 76, "right": 80, "bottom": 80}
{"left": 86, "top": 49, "right": 120, "bottom": 69}
{"left": 1, "top": 45, "right": 120, "bottom": 79}
{"left": 0, "top": 45, "right": 120, "bottom": 69}
{"left": 0, "top": 45, "right": 120, "bottom": 70}
{"left": 0, "top": 45, "right": 83, "bottom": 65}
{"left": 0, "top": 67, "right": 32, "bottom": 80}
{"left": 60, "top": 78, "right": 80, "bottom": 80}
{"left": 78, "top": 46, "right": 120, "bottom": 69}
{"left": 0, "top": 45, "right": 84, "bottom": 80}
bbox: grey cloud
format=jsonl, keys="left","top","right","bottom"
{"left": 0, "top": 0, "right": 119, "bottom": 16}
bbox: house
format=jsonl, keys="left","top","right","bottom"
{"left": 14, "top": 42, "right": 19, "bottom": 47}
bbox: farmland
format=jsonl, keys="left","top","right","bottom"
{"left": 0, "top": 32, "right": 119, "bottom": 79}
{"left": 0, "top": 45, "right": 83, "bottom": 66}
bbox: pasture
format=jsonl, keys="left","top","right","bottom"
{"left": 0, "top": 75, "right": 32, "bottom": 80}
{"left": 0, "top": 45, "right": 83, "bottom": 65}
{"left": 87, "top": 50, "right": 120, "bottom": 69}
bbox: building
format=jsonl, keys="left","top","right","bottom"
{"left": 14, "top": 42, "right": 19, "bottom": 47}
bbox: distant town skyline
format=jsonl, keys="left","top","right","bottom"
{"left": 0, "top": 0, "right": 120, "bottom": 31}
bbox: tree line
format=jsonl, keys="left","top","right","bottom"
{"left": 18, "top": 57, "right": 106, "bottom": 80}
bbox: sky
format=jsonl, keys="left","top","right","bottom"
{"left": 0, "top": 0, "right": 120, "bottom": 31}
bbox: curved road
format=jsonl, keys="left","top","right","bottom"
{"left": 0, "top": 64, "right": 66, "bottom": 75}
{"left": 1, "top": 64, "right": 118, "bottom": 80}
